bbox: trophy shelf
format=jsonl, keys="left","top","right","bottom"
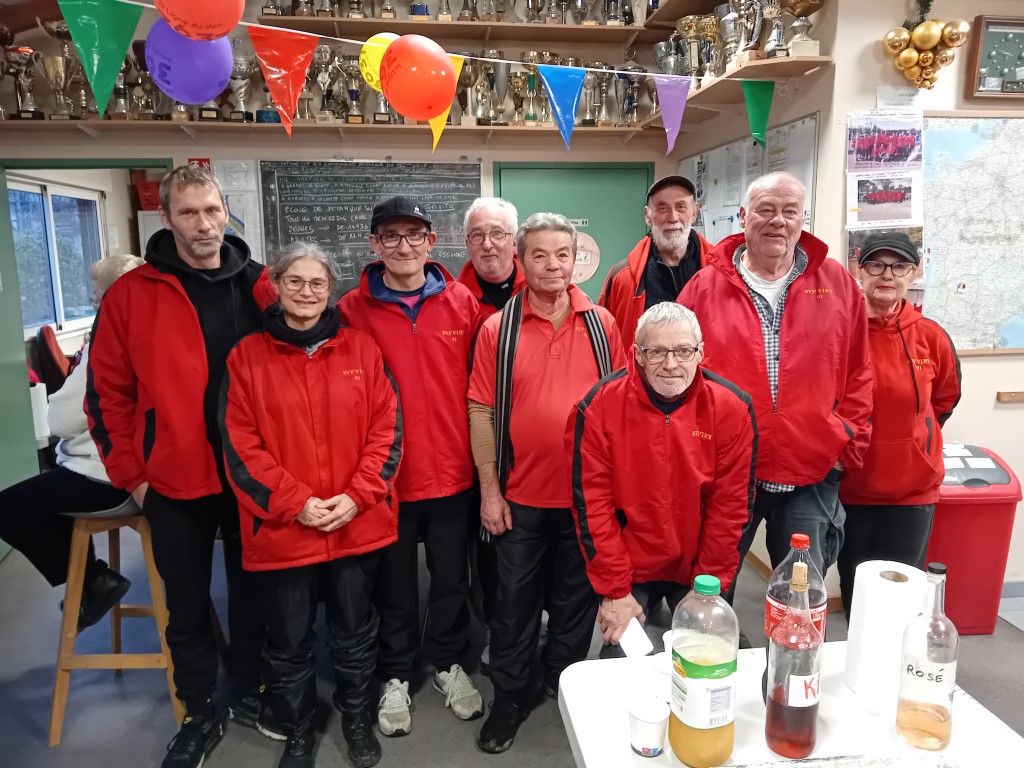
{"left": 258, "top": 15, "right": 668, "bottom": 45}
{"left": 643, "top": 0, "right": 720, "bottom": 30}
{"left": 640, "top": 54, "right": 831, "bottom": 129}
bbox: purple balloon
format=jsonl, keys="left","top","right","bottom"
{"left": 145, "top": 18, "right": 231, "bottom": 105}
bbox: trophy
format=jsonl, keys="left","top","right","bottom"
{"left": 621, "top": 60, "right": 646, "bottom": 127}
{"left": 456, "top": 0, "right": 477, "bottom": 20}
{"left": 537, "top": 51, "right": 559, "bottom": 125}
{"left": 644, "top": 76, "right": 658, "bottom": 119}
{"left": 294, "top": 0, "right": 314, "bottom": 15}
{"left": 457, "top": 54, "right": 478, "bottom": 125}
{"left": 316, "top": 0, "right": 334, "bottom": 15}
{"left": 128, "top": 41, "right": 157, "bottom": 119}
{"left": 715, "top": 4, "right": 741, "bottom": 69}
{"left": 763, "top": 0, "right": 788, "bottom": 58}
{"left": 508, "top": 70, "right": 527, "bottom": 125}
{"left": 580, "top": 67, "right": 597, "bottom": 126}
{"left": 524, "top": 0, "right": 546, "bottom": 24}
{"left": 653, "top": 39, "right": 681, "bottom": 76}
{"left": 255, "top": 86, "right": 281, "bottom": 123}
{"left": 437, "top": 0, "right": 454, "bottom": 20}
{"left": 562, "top": 56, "right": 583, "bottom": 124}
{"left": 605, "top": 0, "right": 623, "bottom": 26}
{"left": 500, "top": 0, "right": 525, "bottom": 22}
{"left": 737, "top": 0, "right": 766, "bottom": 63}
{"left": 341, "top": 55, "right": 364, "bottom": 123}
{"left": 583, "top": 0, "right": 603, "bottom": 25}
{"left": 595, "top": 64, "right": 615, "bottom": 126}
{"left": 524, "top": 73, "right": 539, "bottom": 125}
{"left": 7, "top": 48, "right": 45, "bottom": 119}
{"left": 545, "top": 0, "right": 561, "bottom": 24}
{"left": 474, "top": 51, "right": 497, "bottom": 126}
{"left": 313, "top": 44, "right": 339, "bottom": 122}
{"left": 781, "top": 0, "right": 824, "bottom": 56}
{"left": 37, "top": 55, "right": 80, "bottom": 119}
{"left": 697, "top": 16, "right": 724, "bottom": 83}
{"left": 478, "top": 0, "right": 498, "bottom": 21}
{"left": 69, "top": 69, "right": 98, "bottom": 119}
{"left": 108, "top": 57, "right": 132, "bottom": 120}
{"left": 296, "top": 73, "right": 317, "bottom": 121}
{"left": 614, "top": 71, "right": 628, "bottom": 126}
{"left": 262, "top": 0, "right": 284, "bottom": 14}
{"left": 229, "top": 41, "right": 256, "bottom": 122}
{"left": 491, "top": 54, "right": 511, "bottom": 126}
{"left": 676, "top": 16, "right": 701, "bottom": 80}
{"left": 570, "top": 0, "right": 588, "bottom": 24}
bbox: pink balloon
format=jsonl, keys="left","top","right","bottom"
{"left": 145, "top": 19, "right": 232, "bottom": 105}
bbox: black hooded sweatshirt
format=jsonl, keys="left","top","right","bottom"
{"left": 145, "top": 229, "right": 265, "bottom": 485}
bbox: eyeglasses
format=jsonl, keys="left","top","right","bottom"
{"left": 861, "top": 260, "right": 915, "bottom": 277}
{"left": 375, "top": 231, "right": 429, "bottom": 248}
{"left": 467, "top": 229, "right": 512, "bottom": 245}
{"left": 639, "top": 345, "right": 700, "bottom": 364}
{"left": 281, "top": 276, "right": 330, "bottom": 294}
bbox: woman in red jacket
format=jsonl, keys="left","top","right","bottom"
{"left": 838, "top": 233, "right": 961, "bottom": 620}
{"left": 220, "top": 242, "right": 402, "bottom": 768}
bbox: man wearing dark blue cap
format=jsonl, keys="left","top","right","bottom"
{"left": 338, "top": 196, "right": 485, "bottom": 738}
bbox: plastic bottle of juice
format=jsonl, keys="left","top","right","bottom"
{"left": 668, "top": 574, "right": 739, "bottom": 768}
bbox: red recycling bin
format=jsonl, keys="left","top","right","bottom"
{"left": 926, "top": 445, "right": 1021, "bottom": 635}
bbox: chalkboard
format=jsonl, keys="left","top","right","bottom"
{"left": 259, "top": 160, "right": 482, "bottom": 296}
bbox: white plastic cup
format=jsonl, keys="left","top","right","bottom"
{"left": 628, "top": 695, "right": 669, "bottom": 758}
{"left": 662, "top": 629, "right": 673, "bottom": 653}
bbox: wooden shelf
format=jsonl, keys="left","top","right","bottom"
{"left": 643, "top": 0, "right": 716, "bottom": 30}
{"left": 257, "top": 15, "right": 668, "bottom": 45}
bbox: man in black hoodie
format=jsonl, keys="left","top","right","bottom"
{"left": 87, "top": 165, "right": 278, "bottom": 768}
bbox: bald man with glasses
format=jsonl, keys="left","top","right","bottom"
{"left": 338, "top": 196, "right": 485, "bottom": 738}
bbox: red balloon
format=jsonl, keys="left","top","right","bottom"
{"left": 155, "top": 0, "right": 244, "bottom": 41}
{"left": 380, "top": 35, "right": 457, "bottom": 122}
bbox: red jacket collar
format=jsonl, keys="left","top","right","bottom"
{"left": 457, "top": 258, "right": 525, "bottom": 297}
{"left": 708, "top": 230, "right": 830, "bottom": 285}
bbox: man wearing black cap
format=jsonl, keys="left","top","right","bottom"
{"left": 337, "top": 196, "right": 485, "bottom": 738}
{"left": 599, "top": 175, "right": 713, "bottom": 354}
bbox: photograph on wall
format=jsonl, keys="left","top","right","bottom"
{"left": 847, "top": 169, "right": 923, "bottom": 229}
{"left": 846, "top": 110, "right": 923, "bottom": 172}
{"left": 847, "top": 226, "right": 925, "bottom": 309}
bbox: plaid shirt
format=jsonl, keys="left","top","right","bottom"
{"left": 733, "top": 244, "right": 808, "bottom": 493}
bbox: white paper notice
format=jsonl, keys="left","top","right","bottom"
{"left": 725, "top": 144, "right": 742, "bottom": 205}
{"left": 943, "top": 447, "right": 972, "bottom": 457}
{"left": 943, "top": 457, "right": 964, "bottom": 469}
{"left": 877, "top": 86, "right": 920, "bottom": 108}
{"left": 966, "top": 457, "right": 997, "bottom": 469}
{"left": 619, "top": 617, "right": 654, "bottom": 658}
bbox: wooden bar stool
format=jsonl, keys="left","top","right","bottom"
{"left": 49, "top": 497, "right": 184, "bottom": 747}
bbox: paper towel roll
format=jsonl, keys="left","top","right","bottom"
{"left": 29, "top": 384, "right": 49, "bottom": 441}
{"left": 844, "top": 560, "right": 927, "bottom": 714}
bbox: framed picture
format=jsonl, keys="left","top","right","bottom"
{"left": 965, "top": 15, "right": 1024, "bottom": 99}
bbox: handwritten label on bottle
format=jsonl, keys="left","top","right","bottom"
{"left": 786, "top": 672, "right": 821, "bottom": 707}
{"left": 900, "top": 659, "right": 957, "bottom": 702}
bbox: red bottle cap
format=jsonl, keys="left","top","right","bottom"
{"left": 790, "top": 533, "right": 810, "bottom": 549}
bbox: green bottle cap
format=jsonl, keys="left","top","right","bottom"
{"left": 693, "top": 575, "right": 721, "bottom": 596}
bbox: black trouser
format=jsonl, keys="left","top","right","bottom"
{"left": 599, "top": 581, "right": 690, "bottom": 659}
{"left": 374, "top": 489, "right": 472, "bottom": 681}
{"left": 0, "top": 466, "right": 128, "bottom": 586}
{"left": 837, "top": 503, "right": 935, "bottom": 622}
{"left": 143, "top": 488, "right": 264, "bottom": 711}
{"left": 263, "top": 553, "right": 380, "bottom": 736}
{"left": 467, "top": 484, "right": 500, "bottom": 628}
{"left": 490, "top": 503, "right": 597, "bottom": 704}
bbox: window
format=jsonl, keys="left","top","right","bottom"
{"left": 7, "top": 179, "right": 105, "bottom": 332}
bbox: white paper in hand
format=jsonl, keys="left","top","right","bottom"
{"left": 618, "top": 617, "right": 654, "bottom": 658}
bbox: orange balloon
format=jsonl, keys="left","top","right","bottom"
{"left": 381, "top": 35, "right": 458, "bottom": 121}
{"left": 156, "top": 0, "right": 244, "bottom": 41}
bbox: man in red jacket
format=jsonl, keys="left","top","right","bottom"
{"left": 87, "top": 165, "right": 279, "bottom": 768}
{"left": 679, "top": 172, "right": 873, "bottom": 617}
{"left": 599, "top": 175, "right": 712, "bottom": 354}
{"left": 458, "top": 197, "right": 526, "bottom": 319}
{"left": 337, "top": 196, "right": 484, "bottom": 739}
{"left": 567, "top": 302, "right": 756, "bottom": 655}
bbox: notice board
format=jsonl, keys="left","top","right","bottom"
{"left": 260, "top": 160, "right": 482, "bottom": 296}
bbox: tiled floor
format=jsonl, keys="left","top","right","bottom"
{"left": 998, "top": 596, "right": 1024, "bottom": 632}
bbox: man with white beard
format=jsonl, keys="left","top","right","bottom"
{"left": 599, "top": 176, "right": 712, "bottom": 354}
{"left": 565, "top": 302, "right": 757, "bottom": 657}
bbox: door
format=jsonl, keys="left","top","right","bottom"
{"left": 495, "top": 162, "right": 654, "bottom": 301}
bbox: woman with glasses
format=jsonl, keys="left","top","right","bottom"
{"left": 838, "top": 232, "right": 961, "bottom": 621}
{"left": 220, "top": 241, "right": 402, "bottom": 768}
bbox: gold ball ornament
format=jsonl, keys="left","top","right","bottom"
{"left": 934, "top": 46, "right": 955, "bottom": 67}
{"left": 903, "top": 64, "right": 923, "bottom": 81}
{"left": 921, "top": 66, "right": 936, "bottom": 79}
{"left": 918, "top": 50, "right": 934, "bottom": 67}
{"left": 896, "top": 47, "right": 919, "bottom": 69}
{"left": 927, "top": 74, "right": 939, "bottom": 82}
{"left": 941, "top": 19, "right": 971, "bottom": 49}
{"left": 915, "top": 76, "right": 924, "bottom": 86}
{"left": 924, "top": 80, "right": 935, "bottom": 89}
{"left": 911, "top": 20, "right": 943, "bottom": 51}
{"left": 883, "top": 27, "right": 911, "bottom": 55}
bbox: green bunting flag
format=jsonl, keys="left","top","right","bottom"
{"left": 740, "top": 80, "right": 775, "bottom": 147}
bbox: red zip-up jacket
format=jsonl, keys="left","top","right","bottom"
{"left": 457, "top": 258, "right": 527, "bottom": 318}
{"left": 220, "top": 319, "right": 402, "bottom": 571}
{"left": 338, "top": 261, "right": 482, "bottom": 502}
{"left": 566, "top": 362, "right": 757, "bottom": 599}
{"left": 86, "top": 245, "right": 276, "bottom": 499}
{"left": 599, "top": 233, "right": 712, "bottom": 354}
{"left": 679, "top": 231, "right": 873, "bottom": 487}
{"left": 841, "top": 301, "right": 961, "bottom": 506}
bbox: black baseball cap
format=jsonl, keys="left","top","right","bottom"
{"left": 370, "top": 196, "right": 432, "bottom": 232}
{"left": 858, "top": 232, "right": 920, "bottom": 265}
{"left": 647, "top": 175, "right": 697, "bottom": 201}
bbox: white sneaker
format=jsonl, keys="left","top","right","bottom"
{"left": 433, "top": 664, "right": 484, "bottom": 721}
{"left": 377, "top": 678, "right": 412, "bottom": 737}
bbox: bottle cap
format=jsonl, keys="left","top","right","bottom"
{"left": 790, "top": 533, "right": 810, "bottom": 550}
{"left": 927, "top": 562, "right": 947, "bottom": 576}
{"left": 693, "top": 574, "right": 721, "bottom": 596}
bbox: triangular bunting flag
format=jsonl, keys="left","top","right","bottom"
{"left": 57, "top": 0, "right": 142, "bottom": 117}
{"left": 538, "top": 64, "right": 585, "bottom": 151}
{"left": 248, "top": 25, "right": 318, "bottom": 137}
{"left": 740, "top": 80, "right": 775, "bottom": 147}
{"left": 652, "top": 75, "right": 691, "bottom": 155}
{"left": 428, "top": 55, "right": 464, "bottom": 152}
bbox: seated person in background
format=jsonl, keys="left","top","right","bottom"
{"left": 220, "top": 242, "right": 402, "bottom": 768}
{"left": 566, "top": 302, "right": 756, "bottom": 655}
{"left": 838, "top": 233, "right": 961, "bottom": 621}
{"left": 0, "top": 254, "right": 143, "bottom": 629}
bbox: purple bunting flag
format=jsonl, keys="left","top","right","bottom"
{"left": 653, "top": 75, "right": 691, "bottom": 155}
